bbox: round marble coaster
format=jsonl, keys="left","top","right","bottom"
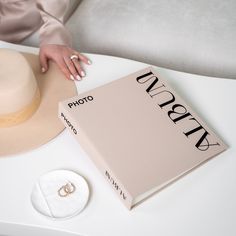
{"left": 31, "top": 170, "right": 89, "bottom": 219}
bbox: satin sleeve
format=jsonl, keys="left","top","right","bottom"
{"left": 36, "top": 0, "right": 72, "bottom": 46}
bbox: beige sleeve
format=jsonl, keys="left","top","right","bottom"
{"left": 36, "top": 0, "right": 72, "bottom": 46}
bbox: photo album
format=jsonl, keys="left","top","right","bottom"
{"left": 59, "top": 67, "right": 227, "bottom": 209}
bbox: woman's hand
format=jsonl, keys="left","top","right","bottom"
{"left": 39, "top": 44, "right": 92, "bottom": 81}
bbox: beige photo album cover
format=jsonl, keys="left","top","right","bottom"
{"left": 59, "top": 67, "right": 227, "bottom": 209}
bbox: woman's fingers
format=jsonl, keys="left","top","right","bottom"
{"left": 71, "top": 57, "right": 86, "bottom": 78}
{"left": 74, "top": 52, "right": 92, "bottom": 65}
{"left": 63, "top": 56, "right": 81, "bottom": 81}
{"left": 39, "top": 49, "right": 49, "bottom": 73}
{"left": 70, "top": 52, "right": 92, "bottom": 77}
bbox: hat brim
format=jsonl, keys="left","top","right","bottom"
{"left": 0, "top": 52, "right": 77, "bottom": 157}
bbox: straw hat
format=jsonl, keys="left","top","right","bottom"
{"left": 0, "top": 49, "right": 77, "bottom": 157}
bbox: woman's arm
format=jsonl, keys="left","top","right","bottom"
{"left": 36, "top": 0, "right": 91, "bottom": 80}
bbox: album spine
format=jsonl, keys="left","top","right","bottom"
{"left": 58, "top": 103, "right": 134, "bottom": 210}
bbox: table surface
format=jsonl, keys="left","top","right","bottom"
{"left": 0, "top": 41, "right": 236, "bottom": 236}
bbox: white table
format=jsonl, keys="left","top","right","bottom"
{"left": 0, "top": 41, "right": 236, "bottom": 236}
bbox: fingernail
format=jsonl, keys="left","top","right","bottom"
{"left": 70, "top": 74, "right": 75, "bottom": 81}
{"left": 41, "top": 67, "right": 46, "bottom": 73}
{"left": 81, "top": 71, "right": 86, "bottom": 77}
{"left": 76, "top": 75, "right": 82, "bottom": 81}
{"left": 88, "top": 60, "right": 92, "bottom": 65}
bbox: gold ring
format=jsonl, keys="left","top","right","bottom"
{"left": 58, "top": 182, "right": 76, "bottom": 197}
{"left": 70, "top": 55, "right": 79, "bottom": 60}
{"left": 64, "top": 182, "right": 76, "bottom": 194}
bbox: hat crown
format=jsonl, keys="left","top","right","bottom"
{"left": 0, "top": 49, "right": 40, "bottom": 127}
